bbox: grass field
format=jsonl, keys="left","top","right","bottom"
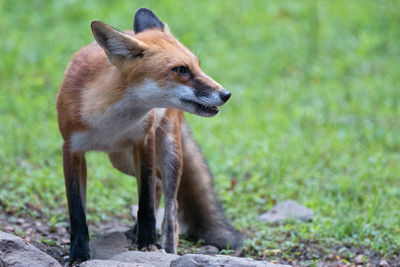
{"left": 1, "top": 0, "right": 400, "bottom": 265}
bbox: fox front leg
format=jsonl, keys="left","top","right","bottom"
{"left": 156, "top": 119, "right": 183, "bottom": 253}
{"left": 62, "top": 143, "right": 90, "bottom": 263}
{"left": 134, "top": 128, "right": 158, "bottom": 251}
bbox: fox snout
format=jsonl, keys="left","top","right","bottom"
{"left": 172, "top": 72, "right": 231, "bottom": 117}
{"left": 190, "top": 75, "right": 231, "bottom": 104}
{"left": 180, "top": 77, "right": 231, "bottom": 117}
{"left": 219, "top": 90, "right": 231, "bottom": 103}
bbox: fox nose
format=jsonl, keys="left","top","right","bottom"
{"left": 219, "top": 90, "right": 231, "bottom": 103}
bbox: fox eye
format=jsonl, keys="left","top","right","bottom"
{"left": 172, "top": 66, "right": 190, "bottom": 76}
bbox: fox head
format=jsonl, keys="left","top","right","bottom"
{"left": 91, "top": 8, "right": 231, "bottom": 117}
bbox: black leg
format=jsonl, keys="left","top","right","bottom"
{"left": 63, "top": 143, "right": 89, "bottom": 263}
{"left": 125, "top": 177, "right": 162, "bottom": 246}
{"left": 137, "top": 175, "right": 157, "bottom": 249}
{"left": 134, "top": 131, "right": 158, "bottom": 250}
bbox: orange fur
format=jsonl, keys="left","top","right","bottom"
{"left": 57, "top": 11, "right": 238, "bottom": 261}
{"left": 57, "top": 30, "right": 185, "bottom": 139}
{"left": 57, "top": 28, "right": 223, "bottom": 143}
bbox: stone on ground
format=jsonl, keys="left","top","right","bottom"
{"left": 0, "top": 230, "right": 61, "bottom": 267}
{"left": 198, "top": 245, "right": 219, "bottom": 254}
{"left": 80, "top": 259, "right": 153, "bottom": 267}
{"left": 379, "top": 259, "right": 389, "bottom": 267}
{"left": 353, "top": 254, "right": 365, "bottom": 264}
{"left": 170, "top": 254, "right": 291, "bottom": 267}
{"left": 259, "top": 199, "right": 314, "bottom": 223}
{"left": 111, "top": 251, "right": 180, "bottom": 267}
{"left": 90, "top": 231, "right": 130, "bottom": 260}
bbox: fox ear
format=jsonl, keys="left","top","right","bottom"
{"left": 134, "top": 8, "right": 165, "bottom": 34}
{"left": 91, "top": 20, "right": 147, "bottom": 65}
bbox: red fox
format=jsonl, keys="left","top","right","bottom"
{"left": 57, "top": 8, "right": 243, "bottom": 263}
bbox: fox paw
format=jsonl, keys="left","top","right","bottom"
{"left": 140, "top": 244, "right": 159, "bottom": 252}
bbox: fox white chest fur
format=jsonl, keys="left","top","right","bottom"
{"left": 70, "top": 80, "right": 167, "bottom": 153}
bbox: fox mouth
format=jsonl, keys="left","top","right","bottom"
{"left": 180, "top": 99, "right": 219, "bottom": 116}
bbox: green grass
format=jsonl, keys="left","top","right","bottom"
{"left": 1, "top": 0, "right": 400, "bottom": 263}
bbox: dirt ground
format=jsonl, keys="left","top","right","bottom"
{"left": 0, "top": 212, "right": 398, "bottom": 266}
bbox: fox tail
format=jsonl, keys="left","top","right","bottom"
{"left": 177, "top": 120, "right": 244, "bottom": 249}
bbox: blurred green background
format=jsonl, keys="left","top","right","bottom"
{"left": 1, "top": 0, "right": 400, "bottom": 264}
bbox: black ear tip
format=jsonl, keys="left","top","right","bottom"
{"left": 133, "top": 7, "right": 165, "bottom": 34}
{"left": 91, "top": 20, "right": 99, "bottom": 27}
{"left": 90, "top": 20, "right": 110, "bottom": 34}
{"left": 135, "top": 7, "right": 156, "bottom": 16}
{"left": 90, "top": 20, "right": 101, "bottom": 32}
{"left": 134, "top": 7, "right": 160, "bottom": 23}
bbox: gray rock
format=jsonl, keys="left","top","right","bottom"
{"left": 0, "top": 231, "right": 61, "bottom": 267}
{"left": 353, "top": 254, "right": 365, "bottom": 264}
{"left": 90, "top": 231, "right": 129, "bottom": 260}
{"left": 379, "top": 259, "right": 389, "bottom": 267}
{"left": 131, "top": 205, "right": 164, "bottom": 232}
{"left": 259, "top": 199, "right": 314, "bottom": 223}
{"left": 170, "top": 254, "right": 291, "bottom": 267}
{"left": 315, "top": 262, "right": 327, "bottom": 267}
{"left": 80, "top": 259, "right": 153, "bottom": 267}
{"left": 198, "top": 245, "right": 219, "bottom": 254}
{"left": 111, "top": 251, "right": 179, "bottom": 267}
